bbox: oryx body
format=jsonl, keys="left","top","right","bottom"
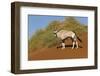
{"left": 54, "top": 30, "right": 81, "bottom": 49}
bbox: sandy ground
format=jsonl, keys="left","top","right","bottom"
{"left": 28, "top": 32, "right": 88, "bottom": 60}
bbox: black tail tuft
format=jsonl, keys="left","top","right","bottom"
{"left": 73, "top": 31, "right": 82, "bottom": 42}
{"left": 77, "top": 36, "right": 82, "bottom": 42}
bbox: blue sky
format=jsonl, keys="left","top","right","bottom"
{"left": 28, "top": 15, "right": 88, "bottom": 38}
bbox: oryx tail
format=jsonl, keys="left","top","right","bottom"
{"left": 73, "top": 31, "right": 82, "bottom": 42}
{"left": 77, "top": 35, "right": 82, "bottom": 42}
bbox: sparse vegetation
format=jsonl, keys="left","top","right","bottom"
{"left": 29, "top": 17, "right": 87, "bottom": 51}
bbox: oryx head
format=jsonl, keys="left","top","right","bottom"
{"left": 53, "top": 30, "right": 58, "bottom": 34}
{"left": 53, "top": 28, "right": 61, "bottom": 37}
{"left": 53, "top": 30, "right": 58, "bottom": 37}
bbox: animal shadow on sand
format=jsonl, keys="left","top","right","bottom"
{"left": 57, "top": 45, "right": 83, "bottom": 49}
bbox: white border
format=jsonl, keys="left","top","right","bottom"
{"left": 20, "top": 6, "right": 95, "bottom": 70}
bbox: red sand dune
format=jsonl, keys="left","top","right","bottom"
{"left": 28, "top": 32, "right": 88, "bottom": 60}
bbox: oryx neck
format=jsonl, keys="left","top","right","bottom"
{"left": 55, "top": 30, "right": 61, "bottom": 37}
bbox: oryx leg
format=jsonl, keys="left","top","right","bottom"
{"left": 72, "top": 41, "right": 75, "bottom": 49}
{"left": 61, "top": 40, "right": 65, "bottom": 49}
{"left": 75, "top": 41, "right": 78, "bottom": 49}
{"left": 72, "top": 35, "right": 76, "bottom": 49}
{"left": 72, "top": 35, "right": 79, "bottom": 49}
{"left": 74, "top": 35, "right": 78, "bottom": 49}
{"left": 61, "top": 43, "right": 65, "bottom": 49}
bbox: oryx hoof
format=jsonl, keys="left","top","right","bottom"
{"left": 72, "top": 47, "right": 74, "bottom": 49}
{"left": 61, "top": 47, "right": 65, "bottom": 49}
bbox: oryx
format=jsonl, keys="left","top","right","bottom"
{"left": 53, "top": 30, "right": 82, "bottom": 49}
